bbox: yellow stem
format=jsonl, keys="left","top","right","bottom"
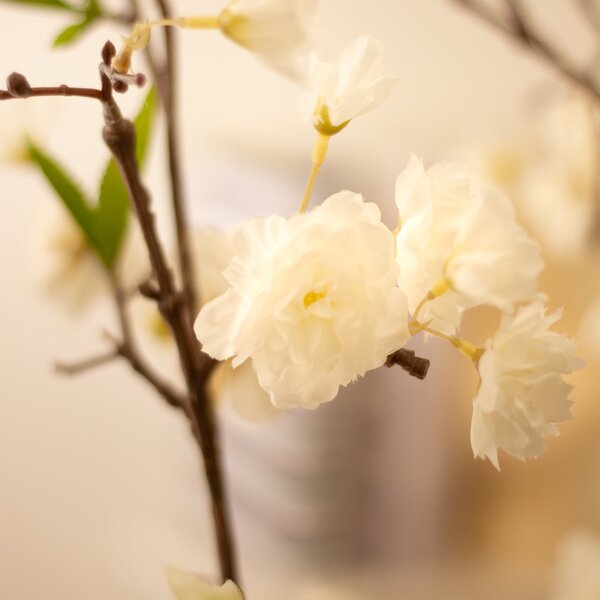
{"left": 149, "top": 16, "right": 220, "bottom": 30}
{"left": 419, "top": 325, "right": 482, "bottom": 362}
{"left": 410, "top": 277, "right": 452, "bottom": 324}
{"left": 298, "top": 133, "right": 330, "bottom": 214}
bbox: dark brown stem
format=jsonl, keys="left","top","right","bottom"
{"left": 151, "top": 0, "right": 199, "bottom": 317}
{"left": 0, "top": 83, "right": 103, "bottom": 102}
{"left": 109, "top": 272, "right": 189, "bottom": 412}
{"left": 98, "top": 50, "right": 237, "bottom": 584}
{"left": 386, "top": 348, "right": 430, "bottom": 380}
{"left": 451, "top": 0, "right": 600, "bottom": 101}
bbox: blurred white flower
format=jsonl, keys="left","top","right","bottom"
{"left": 395, "top": 154, "right": 542, "bottom": 333}
{"left": 516, "top": 96, "right": 597, "bottom": 259}
{"left": 470, "top": 300, "right": 582, "bottom": 469}
{"left": 472, "top": 95, "right": 598, "bottom": 260}
{"left": 30, "top": 203, "right": 106, "bottom": 313}
{"left": 219, "top": 0, "right": 317, "bottom": 76}
{"left": 195, "top": 191, "right": 409, "bottom": 409}
{"left": 166, "top": 565, "right": 243, "bottom": 600}
{"left": 551, "top": 529, "right": 600, "bottom": 600}
{"left": 0, "top": 102, "right": 49, "bottom": 165}
{"left": 299, "top": 36, "right": 396, "bottom": 133}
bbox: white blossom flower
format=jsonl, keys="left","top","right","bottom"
{"left": 550, "top": 529, "right": 600, "bottom": 600}
{"left": 166, "top": 565, "right": 243, "bottom": 600}
{"left": 395, "top": 154, "right": 543, "bottom": 333}
{"left": 195, "top": 191, "right": 409, "bottom": 410}
{"left": 219, "top": 0, "right": 317, "bottom": 76}
{"left": 470, "top": 301, "right": 583, "bottom": 468}
{"left": 299, "top": 36, "right": 397, "bottom": 133}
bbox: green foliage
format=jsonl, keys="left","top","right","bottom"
{"left": 28, "top": 87, "right": 158, "bottom": 270}
{"left": 0, "top": 0, "right": 102, "bottom": 47}
{"left": 0, "top": 0, "right": 76, "bottom": 11}
{"left": 52, "top": 0, "right": 101, "bottom": 48}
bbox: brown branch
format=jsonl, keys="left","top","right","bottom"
{"left": 98, "top": 42, "right": 237, "bottom": 585}
{"left": 386, "top": 348, "right": 430, "bottom": 380}
{"left": 154, "top": 0, "right": 198, "bottom": 318}
{"left": 1, "top": 73, "right": 103, "bottom": 101}
{"left": 451, "top": 0, "right": 600, "bottom": 101}
{"left": 55, "top": 349, "right": 119, "bottom": 374}
{"left": 2, "top": 40, "right": 237, "bottom": 586}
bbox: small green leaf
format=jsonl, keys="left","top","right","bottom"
{"left": 28, "top": 143, "right": 110, "bottom": 267}
{"left": 133, "top": 85, "right": 158, "bottom": 166}
{"left": 95, "top": 86, "right": 158, "bottom": 268}
{"left": 0, "top": 0, "right": 80, "bottom": 12}
{"left": 52, "top": 0, "right": 101, "bottom": 47}
{"left": 52, "top": 19, "right": 91, "bottom": 47}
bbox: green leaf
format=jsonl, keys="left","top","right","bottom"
{"left": 133, "top": 85, "right": 157, "bottom": 166}
{"left": 52, "top": 19, "right": 90, "bottom": 47}
{"left": 0, "top": 0, "right": 80, "bottom": 12}
{"left": 52, "top": 0, "right": 101, "bottom": 47}
{"left": 53, "top": 15, "right": 94, "bottom": 46}
{"left": 95, "top": 86, "right": 158, "bottom": 268}
{"left": 28, "top": 143, "right": 111, "bottom": 267}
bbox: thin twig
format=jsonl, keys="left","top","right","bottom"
{"left": 451, "top": 0, "right": 600, "bottom": 101}
{"left": 138, "top": 0, "right": 198, "bottom": 318}
{"left": 55, "top": 349, "right": 119, "bottom": 374}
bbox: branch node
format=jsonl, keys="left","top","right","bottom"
{"left": 386, "top": 348, "right": 430, "bottom": 380}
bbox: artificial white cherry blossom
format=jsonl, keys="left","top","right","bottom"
{"left": 395, "top": 154, "right": 542, "bottom": 333}
{"left": 195, "top": 191, "right": 409, "bottom": 410}
{"left": 166, "top": 565, "right": 243, "bottom": 600}
{"left": 299, "top": 36, "right": 397, "bottom": 133}
{"left": 219, "top": 0, "right": 317, "bottom": 76}
{"left": 470, "top": 300, "right": 582, "bottom": 469}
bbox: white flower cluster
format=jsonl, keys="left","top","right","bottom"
{"left": 395, "top": 156, "right": 582, "bottom": 468}
{"left": 196, "top": 155, "right": 582, "bottom": 467}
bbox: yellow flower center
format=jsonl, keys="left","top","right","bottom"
{"left": 303, "top": 290, "right": 327, "bottom": 308}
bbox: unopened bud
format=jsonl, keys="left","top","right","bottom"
{"left": 6, "top": 72, "right": 32, "bottom": 98}
{"left": 113, "top": 80, "right": 129, "bottom": 94}
{"left": 102, "top": 41, "right": 117, "bottom": 66}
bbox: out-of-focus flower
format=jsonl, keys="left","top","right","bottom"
{"left": 299, "top": 36, "right": 396, "bottom": 134}
{"left": 473, "top": 95, "right": 597, "bottom": 260}
{"left": 166, "top": 565, "right": 243, "bottom": 600}
{"left": 219, "top": 0, "right": 317, "bottom": 76}
{"left": 517, "top": 96, "right": 597, "bottom": 259}
{"left": 395, "top": 154, "right": 542, "bottom": 333}
{"left": 470, "top": 301, "right": 583, "bottom": 469}
{"left": 30, "top": 203, "right": 106, "bottom": 313}
{"left": 0, "top": 103, "right": 48, "bottom": 165}
{"left": 195, "top": 191, "right": 409, "bottom": 410}
{"left": 550, "top": 529, "right": 600, "bottom": 600}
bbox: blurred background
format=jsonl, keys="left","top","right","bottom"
{"left": 1, "top": 0, "right": 599, "bottom": 598}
